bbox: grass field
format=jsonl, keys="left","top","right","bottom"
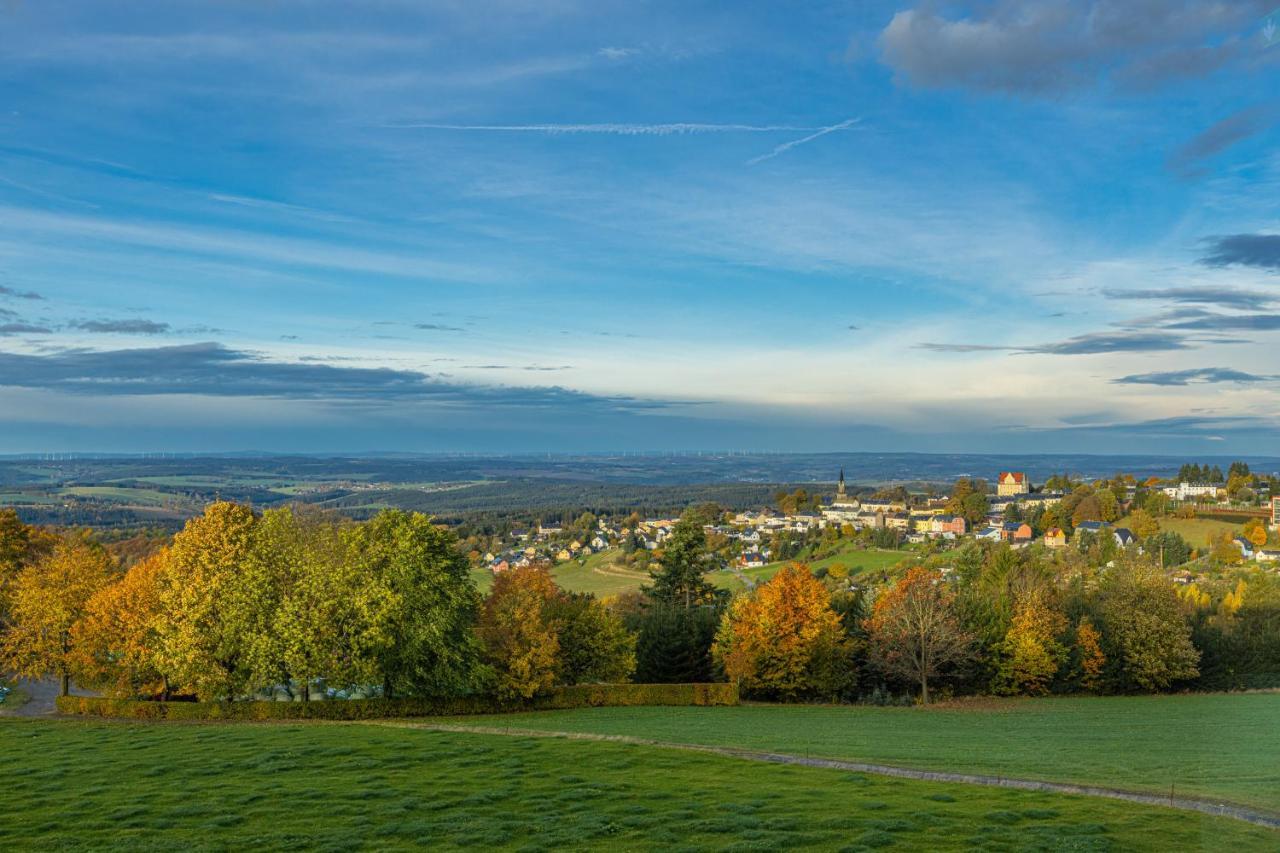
{"left": 732, "top": 545, "right": 906, "bottom": 587}
{"left": 0, "top": 719, "right": 1273, "bottom": 850}
{"left": 1118, "top": 514, "right": 1241, "bottom": 549}
{"left": 445, "top": 693, "right": 1280, "bottom": 813}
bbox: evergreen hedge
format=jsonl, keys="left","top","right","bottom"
{"left": 56, "top": 682, "right": 737, "bottom": 721}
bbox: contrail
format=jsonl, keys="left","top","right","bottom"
{"left": 746, "top": 118, "right": 861, "bottom": 165}
{"left": 383, "top": 122, "right": 824, "bottom": 135}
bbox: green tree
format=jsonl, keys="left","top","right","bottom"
{"left": 1098, "top": 565, "right": 1199, "bottom": 691}
{"left": 347, "top": 509, "right": 483, "bottom": 698}
{"left": 1128, "top": 509, "right": 1160, "bottom": 540}
{"left": 626, "top": 602, "right": 722, "bottom": 683}
{"left": 645, "top": 514, "right": 719, "bottom": 608}
{"left": 546, "top": 593, "right": 636, "bottom": 684}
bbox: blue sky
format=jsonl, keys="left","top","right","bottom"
{"left": 1, "top": 1, "right": 1279, "bottom": 454}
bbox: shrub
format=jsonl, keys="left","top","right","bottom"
{"left": 55, "top": 682, "right": 738, "bottom": 720}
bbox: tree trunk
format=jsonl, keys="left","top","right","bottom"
{"left": 302, "top": 682, "right": 310, "bottom": 702}
{"left": 383, "top": 676, "right": 393, "bottom": 700}
{"left": 60, "top": 671, "right": 70, "bottom": 697}
{"left": 920, "top": 673, "right": 929, "bottom": 706}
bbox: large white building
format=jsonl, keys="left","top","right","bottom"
{"left": 822, "top": 468, "right": 863, "bottom": 523}
{"left": 1162, "top": 482, "right": 1221, "bottom": 502}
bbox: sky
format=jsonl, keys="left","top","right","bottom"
{"left": 1, "top": 0, "right": 1279, "bottom": 455}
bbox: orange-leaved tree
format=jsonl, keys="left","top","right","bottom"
{"left": 1074, "top": 616, "right": 1106, "bottom": 692}
{"left": 71, "top": 548, "right": 171, "bottom": 698}
{"left": 864, "top": 567, "right": 973, "bottom": 704}
{"left": 1, "top": 532, "right": 115, "bottom": 696}
{"left": 477, "top": 566, "right": 561, "bottom": 700}
{"left": 713, "top": 563, "right": 855, "bottom": 700}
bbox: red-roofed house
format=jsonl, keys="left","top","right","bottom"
{"left": 997, "top": 471, "right": 1030, "bottom": 497}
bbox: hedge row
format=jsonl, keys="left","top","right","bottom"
{"left": 55, "top": 682, "right": 738, "bottom": 721}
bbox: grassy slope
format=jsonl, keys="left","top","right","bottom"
{"left": 0, "top": 720, "right": 1272, "bottom": 851}
{"left": 443, "top": 693, "right": 1280, "bottom": 813}
{"left": 1118, "top": 515, "right": 1240, "bottom": 549}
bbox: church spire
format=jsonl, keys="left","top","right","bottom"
{"left": 837, "top": 466, "right": 846, "bottom": 499}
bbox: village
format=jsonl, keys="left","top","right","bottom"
{"left": 481, "top": 468, "right": 1280, "bottom": 577}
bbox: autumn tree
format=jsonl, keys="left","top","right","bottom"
{"left": 1, "top": 533, "right": 115, "bottom": 696}
{"left": 477, "top": 566, "right": 561, "bottom": 700}
{"left": 994, "top": 592, "right": 1067, "bottom": 695}
{"left": 71, "top": 549, "right": 170, "bottom": 698}
{"left": 865, "top": 567, "right": 973, "bottom": 704}
{"left": 713, "top": 564, "right": 855, "bottom": 700}
{"left": 0, "top": 509, "right": 55, "bottom": 625}
{"left": 1243, "top": 519, "right": 1270, "bottom": 549}
{"left": 154, "top": 502, "right": 260, "bottom": 700}
{"left": 1097, "top": 565, "right": 1199, "bottom": 691}
{"left": 1128, "top": 509, "right": 1161, "bottom": 540}
{"left": 645, "top": 513, "right": 719, "bottom": 608}
{"left": 1074, "top": 617, "right": 1106, "bottom": 692}
{"left": 347, "top": 509, "right": 482, "bottom": 698}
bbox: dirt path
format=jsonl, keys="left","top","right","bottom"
{"left": 375, "top": 721, "right": 1280, "bottom": 831}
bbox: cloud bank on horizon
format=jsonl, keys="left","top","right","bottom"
{"left": 0, "top": 0, "right": 1278, "bottom": 454}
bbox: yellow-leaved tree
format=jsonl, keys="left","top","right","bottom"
{"left": 994, "top": 592, "right": 1067, "bottom": 695}
{"left": 71, "top": 548, "right": 171, "bottom": 698}
{"left": 477, "top": 566, "right": 561, "bottom": 700}
{"left": 713, "top": 564, "right": 855, "bottom": 701}
{"left": 154, "top": 502, "right": 259, "bottom": 700}
{"left": 1, "top": 532, "right": 115, "bottom": 696}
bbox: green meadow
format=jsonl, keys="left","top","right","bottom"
{"left": 1, "top": 718, "right": 1274, "bottom": 851}
{"left": 449, "top": 693, "right": 1280, "bottom": 813}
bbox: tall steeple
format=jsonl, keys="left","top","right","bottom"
{"left": 836, "top": 467, "right": 846, "bottom": 500}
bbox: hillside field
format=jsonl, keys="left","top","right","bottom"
{"left": 1, "top": 717, "right": 1275, "bottom": 850}
{"left": 450, "top": 693, "right": 1280, "bottom": 814}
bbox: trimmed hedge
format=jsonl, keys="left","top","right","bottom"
{"left": 55, "top": 682, "right": 738, "bottom": 721}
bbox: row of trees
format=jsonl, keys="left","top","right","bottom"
{"left": 5, "top": 504, "right": 1277, "bottom": 705}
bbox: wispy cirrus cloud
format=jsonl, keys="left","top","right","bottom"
{"left": 1113, "top": 367, "right": 1276, "bottom": 385}
{"left": 1102, "top": 285, "right": 1277, "bottom": 311}
{"left": 917, "top": 330, "right": 1195, "bottom": 355}
{"left": 1165, "top": 313, "right": 1280, "bottom": 331}
{"left": 1167, "top": 103, "right": 1280, "bottom": 176}
{"left": 387, "top": 118, "right": 861, "bottom": 164}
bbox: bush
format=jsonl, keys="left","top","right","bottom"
{"left": 55, "top": 682, "right": 738, "bottom": 721}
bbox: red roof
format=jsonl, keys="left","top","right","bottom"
{"left": 999, "top": 471, "right": 1026, "bottom": 484}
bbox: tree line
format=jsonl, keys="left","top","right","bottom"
{"left": 3, "top": 504, "right": 1278, "bottom": 705}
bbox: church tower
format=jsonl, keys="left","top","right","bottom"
{"left": 836, "top": 467, "right": 846, "bottom": 501}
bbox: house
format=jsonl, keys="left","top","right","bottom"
{"left": 932, "top": 515, "right": 967, "bottom": 537}
{"left": 511, "top": 528, "right": 531, "bottom": 541}
{"left": 1256, "top": 550, "right": 1280, "bottom": 564}
{"left": 1001, "top": 522, "right": 1034, "bottom": 543}
{"left": 1113, "top": 528, "right": 1137, "bottom": 548}
{"left": 490, "top": 559, "right": 510, "bottom": 574}
{"left": 883, "top": 512, "right": 911, "bottom": 530}
{"left": 590, "top": 535, "right": 609, "bottom": 551}
{"left": 976, "top": 527, "right": 1002, "bottom": 541}
{"left": 539, "top": 521, "right": 563, "bottom": 536}
{"left": 1075, "top": 521, "right": 1110, "bottom": 536}
{"left": 1272, "top": 496, "right": 1280, "bottom": 529}
{"left": 555, "top": 548, "right": 573, "bottom": 562}
{"left": 997, "top": 472, "right": 1029, "bottom": 497}
{"left": 741, "top": 552, "right": 766, "bottom": 568}
{"left": 1043, "top": 528, "right": 1067, "bottom": 548}
{"left": 1233, "top": 536, "right": 1255, "bottom": 559}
